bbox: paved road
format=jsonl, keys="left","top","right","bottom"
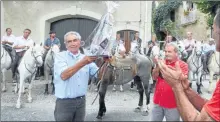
{"left": 1, "top": 78, "right": 216, "bottom": 121}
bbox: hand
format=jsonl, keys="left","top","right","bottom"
{"left": 22, "top": 46, "right": 26, "bottom": 49}
{"left": 152, "top": 67, "right": 159, "bottom": 80}
{"left": 82, "top": 56, "right": 98, "bottom": 65}
{"left": 158, "top": 60, "right": 186, "bottom": 88}
{"left": 181, "top": 79, "right": 190, "bottom": 90}
{"left": 149, "top": 44, "right": 153, "bottom": 47}
{"left": 1, "top": 41, "right": 6, "bottom": 44}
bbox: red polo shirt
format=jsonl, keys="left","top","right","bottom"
{"left": 204, "top": 80, "right": 220, "bottom": 121}
{"left": 153, "top": 59, "right": 188, "bottom": 108}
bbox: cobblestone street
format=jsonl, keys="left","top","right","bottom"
{"left": 1, "top": 78, "right": 215, "bottom": 121}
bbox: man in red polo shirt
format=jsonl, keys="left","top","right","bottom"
{"left": 151, "top": 42, "right": 188, "bottom": 121}
{"left": 158, "top": 8, "right": 220, "bottom": 121}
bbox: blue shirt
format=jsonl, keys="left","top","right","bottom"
{"left": 202, "top": 44, "right": 216, "bottom": 54}
{"left": 53, "top": 50, "right": 99, "bottom": 99}
{"left": 44, "top": 37, "right": 61, "bottom": 47}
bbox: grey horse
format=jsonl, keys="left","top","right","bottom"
{"left": 89, "top": 42, "right": 153, "bottom": 119}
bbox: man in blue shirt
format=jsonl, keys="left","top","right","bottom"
{"left": 202, "top": 38, "right": 216, "bottom": 73}
{"left": 53, "top": 31, "right": 98, "bottom": 121}
{"left": 38, "top": 31, "right": 61, "bottom": 77}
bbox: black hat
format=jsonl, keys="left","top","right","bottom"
{"left": 49, "top": 30, "right": 56, "bottom": 34}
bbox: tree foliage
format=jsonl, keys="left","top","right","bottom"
{"left": 153, "top": 0, "right": 182, "bottom": 40}
{"left": 194, "top": 0, "right": 220, "bottom": 27}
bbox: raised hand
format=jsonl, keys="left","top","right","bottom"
{"left": 82, "top": 56, "right": 98, "bottom": 65}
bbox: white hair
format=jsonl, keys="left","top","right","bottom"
{"left": 64, "top": 31, "right": 81, "bottom": 43}
{"left": 166, "top": 42, "right": 179, "bottom": 53}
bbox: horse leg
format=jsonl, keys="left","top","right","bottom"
{"left": 27, "top": 76, "right": 35, "bottom": 103}
{"left": 208, "top": 72, "right": 214, "bottom": 94}
{"left": 188, "top": 71, "right": 193, "bottom": 88}
{"left": 16, "top": 76, "right": 24, "bottom": 108}
{"left": 96, "top": 80, "right": 108, "bottom": 120}
{"left": 196, "top": 72, "right": 202, "bottom": 94}
{"left": 134, "top": 77, "right": 144, "bottom": 113}
{"left": 51, "top": 75, "right": 55, "bottom": 95}
{"left": 2, "top": 69, "right": 7, "bottom": 92}
{"left": 142, "top": 76, "right": 150, "bottom": 116}
{"left": 44, "top": 70, "right": 49, "bottom": 95}
{"left": 112, "top": 84, "right": 116, "bottom": 91}
{"left": 14, "top": 74, "right": 19, "bottom": 93}
{"left": 120, "top": 85, "right": 123, "bottom": 92}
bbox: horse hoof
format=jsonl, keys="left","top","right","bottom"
{"left": 28, "top": 98, "right": 33, "bottom": 103}
{"left": 44, "top": 91, "right": 49, "bottom": 95}
{"left": 96, "top": 115, "right": 103, "bottom": 120}
{"left": 112, "top": 88, "right": 116, "bottom": 91}
{"left": 120, "top": 89, "right": 124, "bottom": 92}
{"left": 95, "top": 88, "right": 98, "bottom": 92}
{"left": 2, "top": 89, "right": 6, "bottom": 92}
{"left": 198, "top": 91, "right": 202, "bottom": 94}
{"left": 134, "top": 107, "right": 141, "bottom": 113}
{"left": 51, "top": 91, "right": 55, "bottom": 95}
{"left": 141, "top": 110, "right": 149, "bottom": 116}
{"left": 16, "top": 103, "right": 21, "bottom": 109}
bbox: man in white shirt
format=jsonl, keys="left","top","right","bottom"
{"left": 11, "top": 29, "right": 34, "bottom": 80}
{"left": 202, "top": 38, "right": 216, "bottom": 72}
{"left": 112, "top": 33, "right": 126, "bottom": 57}
{"left": 183, "top": 32, "right": 196, "bottom": 57}
{"left": 1, "top": 28, "right": 16, "bottom": 61}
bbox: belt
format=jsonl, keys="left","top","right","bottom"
{"left": 57, "top": 95, "right": 85, "bottom": 100}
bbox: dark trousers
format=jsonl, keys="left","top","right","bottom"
{"left": 54, "top": 96, "right": 86, "bottom": 122}
{"left": 11, "top": 51, "right": 25, "bottom": 79}
{"left": 202, "top": 50, "right": 214, "bottom": 71}
{"left": 3, "top": 45, "right": 16, "bottom": 61}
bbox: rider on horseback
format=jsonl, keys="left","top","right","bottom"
{"left": 201, "top": 38, "right": 216, "bottom": 73}
{"left": 1, "top": 28, "right": 16, "bottom": 64}
{"left": 11, "top": 29, "right": 34, "bottom": 81}
{"left": 147, "top": 34, "right": 159, "bottom": 57}
{"left": 111, "top": 33, "right": 126, "bottom": 58}
{"left": 38, "top": 30, "right": 60, "bottom": 77}
{"left": 183, "top": 32, "right": 196, "bottom": 61}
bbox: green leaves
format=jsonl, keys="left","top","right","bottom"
{"left": 194, "top": 0, "right": 220, "bottom": 27}
{"left": 153, "top": 0, "right": 182, "bottom": 40}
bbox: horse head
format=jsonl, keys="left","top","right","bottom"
{"left": 50, "top": 44, "right": 60, "bottom": 54}
{"left": 177, "top": 41, "right": 188, "bottom": 59}
{"left": 31, "top": 44, "right": 44, "bottom": 67}
{"left": 193, "top": 41, "right": 202, "bottom": 56}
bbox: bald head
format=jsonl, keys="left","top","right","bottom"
{"left": 187, "top": 32, "right": 193, "bottom": 40}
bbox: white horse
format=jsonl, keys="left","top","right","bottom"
{"left": 15, "top": 43, "right": 44, "bottom": 108}
{"left": 207, "top": 51, "right": 220, "bottom": 93}
{"left": 44, "top": 44, "right": 60, "bottom": 94}
{"left": 1, "top": 44, "right": 12, "bottom": 92}
{"left": 187, "top": 41, "right": 203, "bottom": 94}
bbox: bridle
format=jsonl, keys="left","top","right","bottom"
{"left": 24, "top": 47, "right": 43, "bottom": 82}
{"left": 46, "top": 47, "right": 55, "bottom": 72}
{"left": 190, "top": 46, "right": 203, "bottom": 73}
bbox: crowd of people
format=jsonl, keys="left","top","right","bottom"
{"left": 1, "top": 8, "right": 219, "bottom": 122}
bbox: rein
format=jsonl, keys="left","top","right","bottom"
{"left": 190, "top": 47, "right": 203, "bottom": 73}
{"left": 46, "top": 49, "right": 55, "bottom": 73}
{"left": 23, "top": 48, "right": 43, "bottom": 82}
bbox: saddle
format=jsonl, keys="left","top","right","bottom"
{"left": 109, "top": 54, "right": 137, "bottom": 77}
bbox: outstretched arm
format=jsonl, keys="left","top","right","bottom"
{"left": 172, "top": 85, "right": 214, "bottom": 121}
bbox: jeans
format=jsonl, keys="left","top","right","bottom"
{"left": 54, "top": 96, "right": 86, "bottom": 121}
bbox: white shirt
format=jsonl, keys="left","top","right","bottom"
{"left": 12, "top": 36, "right": 34, "bottom": 52}
{"left": 116, "top": 40, "right": 126, "bottom": 52}
{"left": 203, "top": 43, "right": 216, "bottom": 53}
{"left": 1, "top": 34, "right": 16, "bottom": 47}
{"left": 183, "top": 39, "right": 196, "bottom": 51}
